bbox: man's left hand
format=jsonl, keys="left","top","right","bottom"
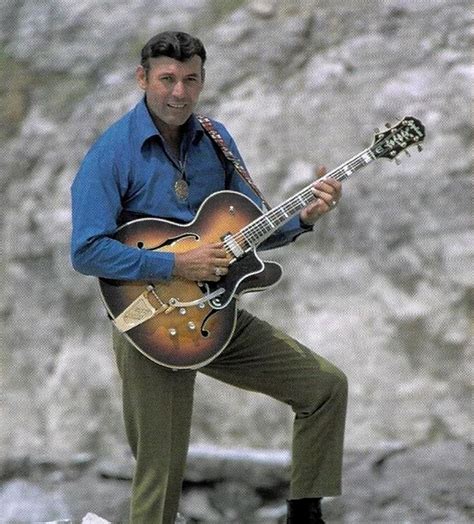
{"left": 299, "top": 166, "right": 342, "bottom": 226}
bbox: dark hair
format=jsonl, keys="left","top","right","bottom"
{"left": 140, "top": 31, "right": 206, "bottom": 72}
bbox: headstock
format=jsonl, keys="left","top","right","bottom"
{"left": 370, "top": 117, "right": 425, "bottom": 161}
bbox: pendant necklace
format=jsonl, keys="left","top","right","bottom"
{"left": 173, "top": 151, "right": 190, "bottom": 202}
{"left": 174, "top": 177, "right": 189, "bottom": 202}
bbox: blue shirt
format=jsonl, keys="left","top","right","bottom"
{"left": 71, "top": 98, "right": 311, "bottom": 281}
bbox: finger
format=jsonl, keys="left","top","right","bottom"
{"left": 313, "top": 179, "right": 339, "bottom": 194}
{"left": 313, "top": 185, "right": 342, "bottom": 206}
{"left": 304, "top": 202, "right": 321, "bottom": 216}
{"left": 311, "top": 186, "right": 334, "bottom": 204}
{"left": 325, "top": 178, "right": 342, "bottom": 190}
{"left": 208, "top": 266, "right": 228, "bottom": 280}
{"left": 211, "top": 249, "right": 229, "bottom": 259}
{"left": 207, "top": 243, "right": 229, "bottom": 257}
{"left": 311, "top": 192, "right": 336, "bottom": 213}
{"left": 211, "top": 257, "right": 230, "bottom": 267}
{"left": 211, "top": 270, "right": 228, "bottom": 280}
{"left": 315, "top": 166, "right": 327, "bottom": 179}
{"left": 322, "top": 178, "right": 342, "bottom": 197}
{"left": 208, "top": 242, "right": 225, "bottom": 249}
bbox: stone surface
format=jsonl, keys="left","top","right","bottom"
{"left": 0, "top": 442, "right": 471, "bottom": 522}
{"left": 0, "top": 0, "right": 472, "bottom": 521}
{"left": 82, "top": 513, "right": 112, "bottom": 524}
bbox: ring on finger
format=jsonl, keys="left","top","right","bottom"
{"left": 214, "top": 267, "right": 224, "bottom": 276}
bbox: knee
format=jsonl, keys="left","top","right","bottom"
{"left": 295, "top": 364, "right": 348, "bottom": 418}
{"left": 330, "top": 367, "right": 348, "bottom": 406}
{"left": 318, "top": 365, "right": 348, "bottom": 411}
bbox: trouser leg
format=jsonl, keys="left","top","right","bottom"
{"left": 113, "top": 329, "right": 196, "bottom": 524}
{"left": 202, "top": 309, "right": 348, "bottom": 497}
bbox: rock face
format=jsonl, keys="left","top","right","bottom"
{"left": 0, "top": 0, "right": 472, "bottom": 517}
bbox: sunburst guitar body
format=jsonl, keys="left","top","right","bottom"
{"left": 99, "top": 191, "right": 282, "bottom": 369}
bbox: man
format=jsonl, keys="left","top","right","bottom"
{"left": 71, "top": 31, "right": 347, "bottom": 524}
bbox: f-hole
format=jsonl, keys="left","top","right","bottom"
{"left": 136, "top": 233, "right": 199, "bottom": 250}
{"left": 201, "top": 309, "right": 218, "bottom": 337}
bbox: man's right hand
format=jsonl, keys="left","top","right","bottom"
{"left": 173, "top": 242, "right": 230, "bottom": 282}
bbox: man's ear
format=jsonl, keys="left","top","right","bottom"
{"left": 136, "top": 65, "right": 147, "bottom": 90}
{"left": 201, "top": 67, "right": 206, "bottom": 84}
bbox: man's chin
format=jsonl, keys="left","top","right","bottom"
{"left": 164, "top": 112, "right": 193, "bottom": 127}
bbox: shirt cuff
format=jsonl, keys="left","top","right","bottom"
{"left": 141, "top": 250, "right": 175, "bottom": 281}
{"left": 299, "top": 217, "right": 314, "bottom": 231}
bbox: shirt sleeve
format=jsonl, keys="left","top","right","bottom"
{"left": 217, "top": 127, "right": 314, "bottom": 251}
{"left": 70, "top": 140, "right": 175, "bottom": 281}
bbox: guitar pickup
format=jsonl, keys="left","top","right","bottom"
{"left": 222, "top": 233, "right": 244, "bottom": 258}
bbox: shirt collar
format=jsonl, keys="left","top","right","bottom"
{"left": 133, "top": 97, "right": 205, "bottom": 149}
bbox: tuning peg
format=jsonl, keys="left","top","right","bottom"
{"left": 385, "top": 123, "right": 392, "bottom": 128}
{"left": 417, "top": 145, "right": 423, "bottom": 152}
{"left": 404, "top": 149, "right": 411, "bottom": 157}
{"left": 395, "top": 158, "right": 401, "bottom": 165}
{"left": 374, "top": 128, "right": 380, "bottom": 133}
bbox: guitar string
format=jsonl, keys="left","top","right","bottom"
{"left": 223, "top": 124, "right": 418, "bottom": 256}
{"left": 242, "top": 124, "right": 421, "bottom": 247}
{"left": 230, "top": 153, "right": 369, "bottom": 250}
{"left": 230, "top": 170, "right": 345, "bottom": 251}
{"left": 225, "top": 181, "right": 326, "bottom": 253}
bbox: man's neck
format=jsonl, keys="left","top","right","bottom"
{"left": 145, "top": 100, "right": 184, "bottom": 157}
{"left": 154, "top": 118, "right": 182, "bottom": 155}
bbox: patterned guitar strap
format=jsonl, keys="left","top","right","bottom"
{"left": 196, "top": 114, "right": 271, "bottom": 211}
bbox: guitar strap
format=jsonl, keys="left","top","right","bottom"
{"left": 196, "top": 114, "right": 271, "bottom": 211}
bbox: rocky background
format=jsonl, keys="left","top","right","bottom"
{"left": 0, "top": 0, "right": 472, "bottom": 522}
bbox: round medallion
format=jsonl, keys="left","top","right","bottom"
{"left": 174, "top": 179, "right": 189, "bottom": 201}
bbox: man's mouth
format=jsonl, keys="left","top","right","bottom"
{"left": 168, "top": 103, "right": 186, "bottom": 109}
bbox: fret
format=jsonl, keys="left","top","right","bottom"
{"left": 236, "top": 148, "right": 378, "bottom": 250}
{"left": 264, "top": 216, "right": 274, "bottom": 228}
{"left": 362, "top": 152, "right": 373, "bottom": 163}
{"left": 273, "top": 207, "right": 289, "bottom": 221}
{"left": 241, "top": 230, "right": 251, "bottom": 245}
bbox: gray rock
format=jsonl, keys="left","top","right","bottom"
{"left": 0, "top": 480, "right": 70, "bottom": 522}
{"left": 186, "top": 445, "right": 290, "bottom": 487}
{"left": 0, "top": 442, "right": 470, "bottom": 522}
{"left": 82, "top": 513, "right": 111, "bottom": 524}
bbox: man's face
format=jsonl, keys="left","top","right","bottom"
{"left": 136, "top": 55, "right": 204, "bottom": 130}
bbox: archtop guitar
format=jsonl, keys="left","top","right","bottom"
{"left": 99, "top": 117, "right": 425, "bottom": 369}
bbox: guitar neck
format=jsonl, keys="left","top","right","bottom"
{"left": 241, "top": 147, "right": 376, "bottom": 248}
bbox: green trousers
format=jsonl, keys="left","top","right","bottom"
{"left": 113, "top": 309, "right": 348, "bottom": 524}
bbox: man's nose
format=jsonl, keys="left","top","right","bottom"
{"left": 172, "top": 81, "right": 186, "bottom": 98}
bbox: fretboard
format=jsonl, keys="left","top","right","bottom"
{"left": 237, "top": 147, "right": 376, "bottom": 249}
